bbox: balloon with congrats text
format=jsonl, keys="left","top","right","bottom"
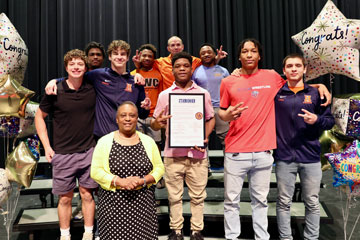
{"left": 325, "top": 140, "right": 360, "bottom": 191}
{"left": 18, "top": 101, "right": 39, "bottom": 138}
{"left": 0, "top": 74, "right": 35, "bottom": 117}
{"left": 319, "top": 129, "right": 352, "bottom": 171}
{"left": 5, "top": 141, "right": 37, "bottom": 188}
{"left": 0, "top": 13, "right": 28, "bottom": 84}
{"left": 291, "top": 0, "right": 360, "bottom": 81}
{"left": 332, "top": 94, "right": 360, "bottom": 139}
{"left": 0, "top": 168, "right": 11, "bottom": 205}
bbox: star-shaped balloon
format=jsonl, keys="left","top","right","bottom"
{"left": 0, "top": 13, "right": 28, "bottom": 84}
{"left": 0, "top": 74, "right": 35, "bottom": 117}
{"left": 5, "top": 141, "right": 38, "bottom": 188}
{"left": 325, "top": 140, "right": 360, "bottom": 191}
{"left": 292, "top": 0, "right": 360, "bottom": 81}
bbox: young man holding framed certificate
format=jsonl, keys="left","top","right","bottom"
{"left": 151, "top": 52, "right": 215, "bottom": 240}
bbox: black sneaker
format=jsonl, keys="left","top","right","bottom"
{"left": 168, "top": 230, "right": 184, "bottom": 240}
{"left": 190, "top": 231, "right": 204, "bottom": 240}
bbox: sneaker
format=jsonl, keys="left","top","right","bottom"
{"left": 94, "top": 237, "right": 100, "bottom": 240}
{"left": 59, "top": 236, "right": 71, "bottom": 240}
{"left": 74, "top": 210, "right": 84, "bottom": 220}
{"left": 190, "top": 231, "right": 204, "bottom": 240}
{"left": 82, "top": 232, "right": 93, "bottom": 240}
{"left": 168, "top": 230, "right": 184, "bottom": 240}
{"left": 156, "top": 178, "right": 166, "bottom": 189}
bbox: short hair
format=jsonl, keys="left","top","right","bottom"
{"left": 199, "top": 43, "right": 216, "bottom": 54}
{"left": 171, "top": 52, "right": 192, "bottom": 67}
{"left": 116, "top": 101, "right": 138, "bottom": 117}
{"left": 107, "top": 40, "right": 131, "bottom": 57}
{"left": 63, "top": 49, "right": 87, "bottom": 68}
{"left": 237, "top": 38, "right": 263, "bottom": 64}
{"left": 84, "top": 41, "right": 105, "bottom": 57}
{"left": 282, "top": 53, "right": 306, "bottom": 68}
{"left": 167, "top": 36, "right": 183, "bottom": 46}
{"left": 138, "top": 44, "right": 157, "bottom": 57}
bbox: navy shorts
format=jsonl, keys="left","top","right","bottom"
{"left": 51, "top": 147, "right": 98, "bottom": 195}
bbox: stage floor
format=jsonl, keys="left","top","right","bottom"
{"left": 1, "top": 169, "right": 359, "bottom": 240}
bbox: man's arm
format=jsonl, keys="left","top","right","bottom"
{"left": 34, "top": 108, "right": 54, "bottom": 163}
{"left": 205, "top": 117, "right": 215, "bottom": 143}
{"left": 308, "top": 83, "right": 331, "bottom": 106}
{"left": 136, "top": 86, "right": 150, "bottom": 119}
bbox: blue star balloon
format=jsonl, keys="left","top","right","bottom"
{"left": 325, "top": 140, "right": 360, "bottom": 191}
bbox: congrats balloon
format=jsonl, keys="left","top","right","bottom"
{"left": 291, "top": 0, "right": 360, "bottom": 81}
{"left": 332, "top": 94, "right": 360, "bottom": 138}
{"left": 0, "top": 13, "right": 28, "bottom": 84}
{"left": 325, "top": 140, "right": 360, "bottom": 191}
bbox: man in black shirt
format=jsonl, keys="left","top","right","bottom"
{"left": 35, "top": 49, "right": 97, "bottom": 240}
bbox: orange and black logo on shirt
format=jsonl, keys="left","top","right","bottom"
{"left": 303, "top": 95, "right": 312, "bottom": 104}
{"left": 125, "top": 83, "right": 133, "bottom": 92}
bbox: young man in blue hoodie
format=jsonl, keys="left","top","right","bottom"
{"left": 274, "top": 53, "right": 335, "bottom": 240}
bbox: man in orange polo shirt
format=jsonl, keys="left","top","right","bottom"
{"left": 131, "top": 44, "right": 163, "bottom": 148}
{"left": 133, "top": 36, "right": 227, "bottom": 90}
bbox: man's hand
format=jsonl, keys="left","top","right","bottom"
{"left": 226, "top": 102, "right": 249, "bottom": 121}
{"left": 140, "top": 97, "right": 151, "bottom": 110}
{"left": 317, "top": 84, "right": 331, "bottom": 106}
{"left": 134, "top": 73, "right": 145, "bottom": 85}
{"left": 132, "top": 50, "right": 142, "bottom": 69}
{"left": 45, "top": 146, "right": 55, "bottom": 163}
{"left": 215, "top": 45, "right": 228, "bottom": 64}
{"left": 192, "top": 138, "right": 209, "bottom": 153}
{"left": 154, "top": 109, "right": 172, "bottom": 128}
{"left": 45, "top": 79, "right": 58, "bottom": 95}
{"left": 298, "top": 109, "right": 318, "bottom": 125}
{"left": 231, "top": 68, "right": 241, "bottom": 77}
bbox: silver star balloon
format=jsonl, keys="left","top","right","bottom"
{"left": 292, "top": 0, "right": 360, "bottom": 81}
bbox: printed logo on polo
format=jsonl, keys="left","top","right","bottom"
{"left": 251, "top": 90, "right": 259, "bottom": 98}
{"left": 303, "top": 95, "right": 312, "bottom": 104}
{"left": 125, "top": 83, "right": 133, "bottom": 92}
{"left": 278, "top": 95, "right": 286, "bottom": 101}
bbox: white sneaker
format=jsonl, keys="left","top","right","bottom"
{"left": 82, "top": 232, "right": 93, "bottom": 240}
{"left": 60, "top": 235, "right": 71, "bottom": 240}
{"left": 95, "top": 237, "right": 100, "bottom": 240}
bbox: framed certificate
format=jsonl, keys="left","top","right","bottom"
{"left": 169, "top": 93, "right": 205, "bottom": 148}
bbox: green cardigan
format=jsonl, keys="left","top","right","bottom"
{"left": 90, "top": 131, "right": 164, "bottom": 192}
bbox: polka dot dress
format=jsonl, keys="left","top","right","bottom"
{"left": 98, "top": 140, "right": 158, "bottom": 240}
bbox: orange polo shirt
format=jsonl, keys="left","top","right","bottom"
{"left": 154, "top": 54, "right": 202, "bottom": 90}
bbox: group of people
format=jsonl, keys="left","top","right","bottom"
{"left": 34, "top": 35, "right": 334, "bottom": 240}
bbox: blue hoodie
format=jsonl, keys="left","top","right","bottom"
{"left": 273, "top": 82, "right": 334, "bottom": 163}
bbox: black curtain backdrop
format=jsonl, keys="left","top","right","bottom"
{"left": 0, "top": 0, "right": 359, "bottom": 166}
{"left": 0, "top": 0, "right": 360, "bottom": 102}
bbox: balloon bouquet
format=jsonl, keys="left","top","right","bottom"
{"left": 292, "top": 1, "right": 360, "bottom": 239}
{"left": 0, "top": 13, "right": 40, "bottom": 240}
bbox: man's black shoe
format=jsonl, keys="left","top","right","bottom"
{"left": 190, "top": 231, "right": 204, "bottom": 240}
{"left": 168, "top": 230, "right": 184, "bottom": 240}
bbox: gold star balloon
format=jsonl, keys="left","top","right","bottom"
{"left": 0, "top": 13, "right": 28, "bottom": 84}
{"left": 0, "top": 74, "right": 35, "bottom": 117}
{"left": 292, "top": 0, "right": 360, "bottom": 81}
{"left": 5, "top": 141, "right": 37, "bottom": 188}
